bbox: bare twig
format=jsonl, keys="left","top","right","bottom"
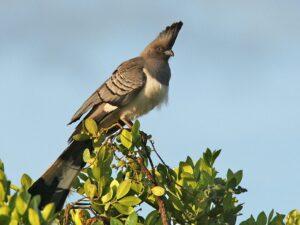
{"left": 150, "top": 140, "right": 170, "bottom": 169}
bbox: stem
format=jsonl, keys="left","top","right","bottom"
{"left": 136, "top": 157, "right": 169, "bottom": 225}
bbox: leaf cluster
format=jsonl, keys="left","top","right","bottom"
{"left": 0, "top": 119, "right": 299, "bottom": 225}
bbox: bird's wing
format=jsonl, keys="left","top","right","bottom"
{"left": 68, "top": 57, "right": 146, "bottom": 125}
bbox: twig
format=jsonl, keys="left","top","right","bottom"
{"left": 63, "top": 204, "right": 72, "bottom": 225}
{"left": 140, "top": 133, "right": 157, "bottom": 183}
{"left": 136, "top": 157, "right": 169, "bottom": 225}
{"left": 150, "top": 140, "right": 170, "bottom": 169}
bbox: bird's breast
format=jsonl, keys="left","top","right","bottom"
{"left": 120, "top": 68, "right": 169, "bottom": 119}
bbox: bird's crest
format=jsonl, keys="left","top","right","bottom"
{"left": 144, "top": 21, "right": 183, "bottom": 51}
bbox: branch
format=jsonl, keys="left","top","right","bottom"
{"left": 136, "top": 156, "right": 169, "bottom": 225}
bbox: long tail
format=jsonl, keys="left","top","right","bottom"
{"left": 28, "top": 140, "right": 92, "bottom": 211}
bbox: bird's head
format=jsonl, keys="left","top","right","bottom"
{"left": 141, "top": 21, "right": 183, "bottom": 61}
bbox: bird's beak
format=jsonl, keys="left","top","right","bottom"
{"left": 164, "top": 49, "right": 174, "bottom": 57}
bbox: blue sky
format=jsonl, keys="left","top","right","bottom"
{"left": 1, "top": 0, "right": 299, "bottom": 221}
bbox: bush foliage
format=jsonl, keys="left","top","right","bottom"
{"left": 0, "top": 119, "right": 299, "bottom": 225}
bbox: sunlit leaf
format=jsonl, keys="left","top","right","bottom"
{"left": 20, "top": 174, "right": 32, "bottom": 190}
{"left": 101, "top": 189, "right": 113, "bottom": 203}
{"left": 28, "top": 208, "right": 40, "bottom": 225}
{"left": 113, "top": 203, "right": 134, "bottom": 215}
{"left": 84, "top": 180, "right": 97, "bottom": 199}
{"left": 41, "top": 203, "right": 55, "bottom": 221}
{"left": 118, "top": 196, "right": 141, "bottom": 207}
{"left": 121, "top": 129, "right": 133, "bottom": 149}
{"left": 73, "top": 133, "right": 90, "bottom": 142}
{"left": 0, "top": 182, "right": 6, "bottom": 202}
{"left": 257, "top": 211, "right": 267, "bottom": 225}
{"left": 151, "top": 186, "right": 165, "bottom": 197}
{"left": 0, "top": 205, "right": 9, "bottom": 216}
{"left": 85, "top": 118, "right": 98, "bottom": 136}
{"left": 16, "top": 191, "right": 30, "bottom": 215}
{"left": 116, "top": 180, "right": 131, "bottom": 199}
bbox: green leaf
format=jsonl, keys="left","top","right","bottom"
{"left": 0, "top": 170, "right": 6, "bottom": 182}
{"left": 0, "top": 205, "right": 10, "bottom": 216}
{"left": 125, "top": 212, "right": 138, "bottom": 225}
{"left": 223, "top": 193, "right": 234, "bottom": 211}
{"left": 30, "top": 195, "right": 41, "bottom": 211}
{"left": 73, "top": 133, "right": 90, "bottom": 142}
{"left": 203, "top": 148, "right": 212, "bottom": 165}
{"left": 104, "top": 202, "right": 110, "bottom": 211}
{"left": 0, "top": 160, "right": 4, "bottom": 172}
{"left": 10, "top": 219, "right": 19, "bottom": 225}
{"left": 235, "top": 170, "right": 243, "bottom": 185}
{"left": 16, "top": 191, "right": 30, "bottom": 215}
{"left": 101, "top": 189, "right": 113, "bottom": 203}
{"left": 20, "top": 174, "right": 32, "bottom": 190}
{"left": 227, "top": 169, "right": 234, "bottom": 180}
{"left": 257, "top": 212, "right": 267, "bottom": 225}
{"left": 131, "top": 120, "right": 140, "bottom": 142}
{"left": 121, "top": 129, "right": 133, "bottom": 149}
{"left": 78, "top": 172, "right": 88, "bottom": 181}
{"left": 0, "top": 182, "right": 6, "bottom": 202}
{"left": 118, "top": 196, "right": 141, "bottom": 207}
{"left": 110, "top": 217, "right": 123, "bottom": 225}
{"left": 181, "top": 163, "right": 193, "bottom": 174}
{"left": 113, "top": 203, "right": 134, "bottom": 215}
{"left": 92, "top": 166, "right": 101, "bottom": 180}
{"left": 110, "top": 179, "right": 120, "bottom": 189}
{"left": 116, "top": 180, "right": 131, "bottom": 199}
{"left": 84, "top": 179, "right": 97, "bottom": 199}
{"left": 85, "top": 118, "right": 98, "bottom": 136}
{"left": 28, "top": 208, "right": 40, "bottom": 225}
{"left": 268, "top": 210, "right": 274, "bottom": 223}
{"left": 83, "top": 149, "right": 92, "bottom": 163}
{"left": 70, "top": 209, "right": 83, "bottom": 225}
{"left": 72, "top": 177, "right": 81, "bottom": 190}
{"left": 151, "top": 186, "right": 165, "bottom": 197}
{"left": 168, "top": 192, "right": 184, "bottom": 211}
{"left": 131, "top": 181, "right": 143, "bottom": 193}
{"left": 212, "top": 149, "right": 221, "bottom": 164}
{"left": 41, "top": 203, "right": 55, "bottom": 221}
{"left": 145, "top": 210, "right": 162, "bottom": 225}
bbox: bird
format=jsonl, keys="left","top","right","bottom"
{"left": 28, "top": 21, "right": 183, "bottom": 211}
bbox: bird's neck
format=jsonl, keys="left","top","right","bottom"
{"left": 144, "top": 58, "right": 171, "bottom": 86}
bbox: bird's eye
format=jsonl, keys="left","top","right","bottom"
{"left": 157, "top": 47, "right": 164, "bottom": 52}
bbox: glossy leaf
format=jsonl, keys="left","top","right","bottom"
{"left": 151, "top": 186, "right": 165, "bottom": 197}
{"left": 20, "top": 174, "right": 32, "bottom": 190}
{"left": 28, "top": 208, "right": 40, "bottom": 225}
{"left": 41, "top": 203, "right": 55, "bottom": 221}
{"left": 116, "top": 180, "right": 131, "bottom": 199}
{"left": 121, "top": 129, "right": 133, "bottom": 149}
{"left": 118, "top": 196, "right": 141, "bottom": 207}
{"left": 16, "top": 191, "right": 30, "bottom": 215}
{"left": 85, "top": 118, "right": 98, "bottom": 136}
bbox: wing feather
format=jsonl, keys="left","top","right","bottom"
{"left": 68, "top": 57, "right": 146, "bottom": 125}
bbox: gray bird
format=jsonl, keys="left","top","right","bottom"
{"left": 28, "top": 21, "right": 183, "bottom": 211}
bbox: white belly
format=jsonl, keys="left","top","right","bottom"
{"left": 120, "top": 68, "right": 169, "bottom": 120}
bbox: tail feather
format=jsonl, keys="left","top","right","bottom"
{"left": 28, "top": 140, "right": 92, "bottom": 211}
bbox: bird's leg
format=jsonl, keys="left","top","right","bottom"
{"left": 102, "top": 120, "right": 125, "bottom": 136}
{"left": 114, "top": 122, "right": 125, "bottom": 130}
{"left": 140, "top": 131, "right": 151, "bottom": 143}
{"left": 120, "top": 118, "right": 133, "bottom": 129}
